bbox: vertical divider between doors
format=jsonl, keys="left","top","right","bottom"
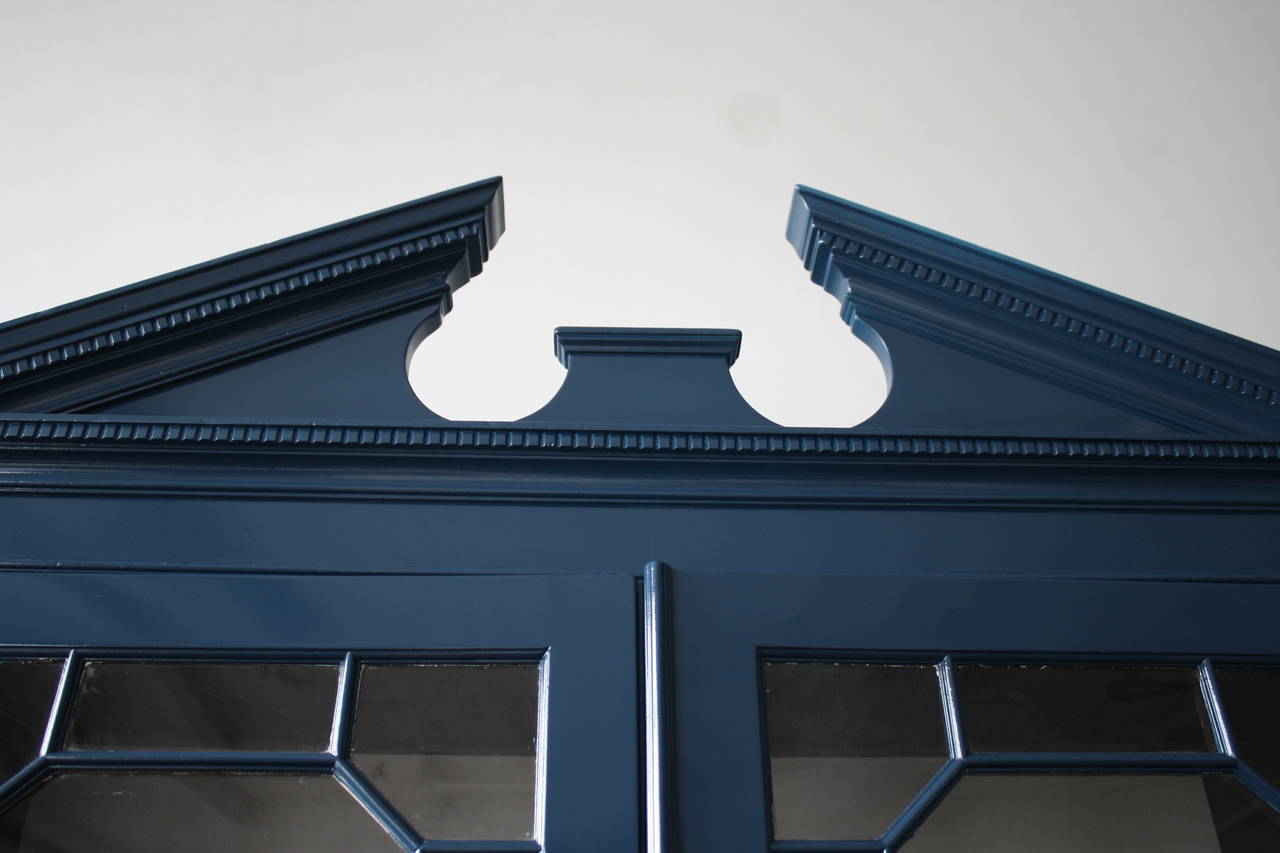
{"left": 644, "top": 561, "right": 677, "bottom": 853}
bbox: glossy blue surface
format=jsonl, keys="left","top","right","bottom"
{"left": 0, "top": 180, "right": 1276, "bottom": 852}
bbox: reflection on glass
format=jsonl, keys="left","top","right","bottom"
{"left": 763, "top": 662, "right": 949, "bottom": 840}
{"left": 0, "top": 772, "right": 399, "bottom": 853}
{"left": 352, "top": 663, "right": 540, "bottom": 841}
{"left": 0, "top": 661, "right": 63, "bottom": 782}
{"left": 957, "top": 664, "right": 1213, "bottom": 752}
{"left": 65, "top": 662, "right": 338, "bottom": 751}
{"left": 1215, "top": 667, "right": 1280, "bottom": 790}
{"left": 904, "top": 773, "right": 1280, "bottom": 853}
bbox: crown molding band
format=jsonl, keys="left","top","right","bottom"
{"left": 0, "top": 416, "right": 1276, "bottom": 463}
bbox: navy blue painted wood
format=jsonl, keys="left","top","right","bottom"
{"left": 0, "top": 178, "right": 502, "bottom": 419}
{"left": 92, "top": 299, "right": 449, "bottom": 420}
{"left": 788, "top": 186, "right": 1280, "bottom": 436}
{"left": 0, "top": 180, "right": 1277, "bottom": 852}
{"left": 671, "top": 569, "right": 1280, "bottom": 852}
{"left": 643, "top": 562, "right": 677, "bottom": 853}
{"left": 0, "top": 571, "right": 640, "bottom": 853}
{"left": 524, "top": 328, "right": 772, "bottom": 429}
{"left": 1, "top": 496, "right": 1274, "bottom": 581}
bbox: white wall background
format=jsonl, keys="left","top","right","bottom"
{"left": 1, "top": 0, "right": 1276, "bottom": 426}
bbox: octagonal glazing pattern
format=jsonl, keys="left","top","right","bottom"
{"left": 763, "top": 662, "right": 949, "bottom": 840}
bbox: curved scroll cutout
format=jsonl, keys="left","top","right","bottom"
{"left": 410, "top": 288, "right": 891, "bottom": 428}
{"left": 725, "top": 264, "right": 891, "bottom": 428}
{"left": 407, "top": 314, "right": 565, "bottom": 422}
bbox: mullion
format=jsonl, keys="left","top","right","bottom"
{"left": 918, "top": 656, "right": 1257, "bottom": 853}
{"left": 42, "top": 750, "right": 336, "bottom": 771}
{"left": 861, "top": 660, "right": 968, "bottom": 853}
{"left": 61, "top": 649, "right": 349, "bottom": 664}
{"left": 0, "top": 758, "right": 45, "bottom": 814}
{"left": 910, "top": 654, "right": 1239, "bottom": 851}
{"left": 766, "top": 656, "right": 956, "bottom": 852}
{"left": 3, "top": 646, "right": 545, "bottom": 852}
{"left": 936, "top": 657, "right": 966, "bottom": 761}
{"left": 1202, "top": 659, "right": 1280, "bottom": 815}
{"left": 963, "top": 752, "right": 1234, "bottom": 771}
{"left": 330, "top": 652, "right": 358, "bottom": 758}
{"left": 771, "top": 841, "right": 888, "bottom": 853}
{"left": 878, "top": 760, "right": 964, "bottom": 852}
{"left": 417, "top": 842, "right": 543, "bottom": 853}
{"left": 327, "top": 653, "right": 428, "bottom": 850}
{"left": 1234, "top": 762, "right": 1280, "bottom": 814}
{"left": 38, "top": 649, "right": 79, "bottom": 757}
{"left": 856, "top": 659, "right": 971, "bottom": 853}
{"left": 532, "top": 652, "right": 551, "bottom": 848}
{"left": 1198, "top": 660, "right": 1237, "bottom": 756}
{"left": 768, "top": 652, "right": 1264, "bottom": 853}
{"left": 335, "top": 757, "right": 424, "bottom": 852}
{"left": 0, "top": 650, "right": 76, "bottom": 812}
{"left": 333, "top": 654, "right": 543, "bottom": 853}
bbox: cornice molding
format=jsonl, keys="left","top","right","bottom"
{"left": 0, "top": 222, "right": 478, "bottom": 385}
{"left": 0, "top": 417, "right": 1276, "bottom": 463}
{"left": 0, "top": 178, "right": 503, "bottom": 412}
{"left": 788, "top": 186, "right": 1280, "bottom": 435}
{"left": 817, "top": 228, "right": 1278, "bottom": 408}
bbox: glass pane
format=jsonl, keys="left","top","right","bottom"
{"left": 65, "top": 661, "right": 338, "bottom": 751}
{"left": 1215, "top": 667, "right": 1280, "bottom": 790}
{"left": 352, "top": 663, "right": 540, "bottom": 841}
{"left": 903, "top": 773, "right": 1280, "bottom": 853}
{"left": 957, "top": 664, "right": 1213, "bottom": 752}
{"left": 0, "top": 660, "right": 63, "bottom": 781}
{"left": 1203, "top": 772, "right": 1280, "bottom": 852}
{"left": 763, "top": 662, "right": 949, "bottom": 840}
{"left": 0, "top": 771, "right": 400, "bottom": 852}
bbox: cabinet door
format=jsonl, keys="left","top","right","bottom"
{"left": 0, "top": 570, "right": 639, "bottom": 853}
{"left": 669, "top": 569, "right": 1280, "bottom": 853}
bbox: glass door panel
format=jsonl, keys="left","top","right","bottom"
{"left": 0, "top": 570, "right": 639, "bottom": 853}
{"left": 671, "top": 569, "right": 1280, "bottom": 853}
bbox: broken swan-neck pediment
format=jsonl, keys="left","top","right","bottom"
{"left": 0, "top": 177, "right": 1276, "bottom": 440}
